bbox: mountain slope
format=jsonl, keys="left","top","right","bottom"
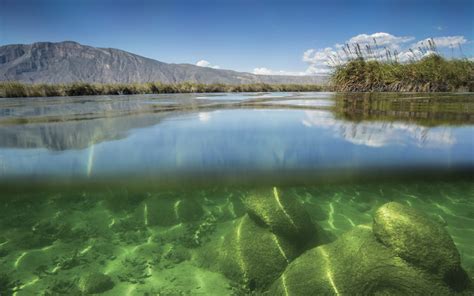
{"left": 0, "top": 41, "right": 326, "bottom": 84}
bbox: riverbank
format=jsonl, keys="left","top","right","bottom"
{"left": 0, "top": 82, "right": 325, "bottom": 98}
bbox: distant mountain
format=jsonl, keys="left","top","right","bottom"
{"left": 0, "top": 41, "right": 327, "bottom": 85}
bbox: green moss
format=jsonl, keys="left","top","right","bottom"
{"left": 242, "top": 187, "right": 327, "bottom": 249}
{"left": 269, "top": 225, "right": 453, "bottom": 295}
{"left": 373, "top": 202, "right": 470, "bottom": 291}
{"left": 218, "top": 214, "right": 300, "bottom": 291}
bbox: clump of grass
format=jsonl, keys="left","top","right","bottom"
{"left": 330, "top": 39, "right": 474, "bottom": 92}
{"left": 332, "top": 55, "right": 473, "bottom": 92}
{"left": 0, "top": 81, "right": 324, "bottom": 98}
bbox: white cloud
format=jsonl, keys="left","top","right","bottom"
{"left": 348, "top": 32, "right": 414, "bottom": 48}
{"left": 252, "top": 67, "right": 273, "bottom": 75}
{"left": 196, "top": 59, "right": 220, "bottom": 69}
{"left": 413, "top": 36, "right": 467, "bottom": 49}
{"left": 252, "top": 67, "right": 309, "bottom": 76}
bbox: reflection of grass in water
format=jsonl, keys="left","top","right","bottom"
{"left": 333, "top": 92, "right": 474, "bottom": 127}
{"left": 0, "top": 181, "right": 473, "bottom": 294}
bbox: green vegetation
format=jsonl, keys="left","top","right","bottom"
{"left": 331, "top": 54, "right": 474, "bottom": 92}
{"left": 0, "top": 81, "right": 324, "bottom": 98}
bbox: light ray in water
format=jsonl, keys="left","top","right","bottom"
{"left": 319, "top": 247, "right": 340, "bottom": 295}
{"left": 272, "top": 234, "right": 289, "bottom": 263}
{"left": 174, "top": 200, "right": 182, "bottom": 220}
{"left": 86, "top": 142, "right": 95, "bottom": 177}
{"left": 328, "top": 202, "right": 336, "bottom": 230}
{"left": 280, "top": 273, "right": 290, "bottom": 296}
{"left": 273, "top": 187, "right": 297, "bottom": 229}
{"left": 144, "top": 203, "right": 148, "bottom": 226}
{"left": 41, "top": 244, "right": 54, "bottom": 251}
{"left": 14, "top": 251, "right": 28, "bottom": 268}
{"left": 80, "top": 244, "right": 93, "bottom": 255}
{"left": 13, "top": 277, "right": 39, "bottom": 296}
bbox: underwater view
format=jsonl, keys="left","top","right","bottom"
{"left": 0, "top": 92, "right": 473, "bottom": 295}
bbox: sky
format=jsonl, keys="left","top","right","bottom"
{"left": 1, "top": 0, "right": 473, "bottom": 75}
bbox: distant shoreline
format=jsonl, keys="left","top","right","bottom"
{"left": 0, "top": 82, "right": 326, "bottom": 98}
{"left": 1, "top": 80, "right": 473, "bottom": 98}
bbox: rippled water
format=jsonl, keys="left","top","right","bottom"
{"left": 0, "top": 92, "right": 473, "bottom": 295}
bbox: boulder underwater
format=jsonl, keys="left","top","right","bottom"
{"left": 242, "top": 187, "right": 328, "bottom": 249}
{"left": 373, "top": 202, "right": 471, "bottom": 291}
{"left": 269, "top": 225, "right": 453, "bottom": 296}
{"left": 218, "top": 214, "right": 300, "bottom": 292}
{"left": 269, "top": 202, "right": 472, "bottom": 295}
{"left": 214, "top": 187, "right": 334, "bottom": 292}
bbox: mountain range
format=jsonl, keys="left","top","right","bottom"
{"left": 0, "top": 41, "right": 326, "bottom": 85}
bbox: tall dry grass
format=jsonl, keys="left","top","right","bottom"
{"left": 330, "top": 39, "right": 474, "bottom": 92}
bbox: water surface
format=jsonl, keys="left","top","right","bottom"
{"left": 0, "top": 92, "right": 473, "bottom": 295}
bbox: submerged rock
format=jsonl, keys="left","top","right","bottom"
{"left": 79, "top": 272, "right": 114, "bottom": 294}
{"left": 218, "top": 214, "right": 300, "bottom": 291}
{"left": 373, "top": 202, "right": 470, "bottom": 290}
{"left": 269, "top": 225, "right": 452, "bottom": 295}
{"left": 135, "top": 196, "right": 204, "bottom": 226}
{"left": 242, "top": 187, "right": 319, "bottom": 248}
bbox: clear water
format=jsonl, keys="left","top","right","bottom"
{"left": 0, "top": 92, "right": 473, "bottom": 295}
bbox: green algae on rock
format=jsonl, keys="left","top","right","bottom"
{"left": 218, "top": 214, "right": 300, "bottom": 291}
{"left": 242, "top": 187, "right": 321, "bottom": 248}
{"left": 373, "top": 202, "right": 470, "bottom": 290}
{"left": 269, "top": 225, "right": 453, "bottom": 296}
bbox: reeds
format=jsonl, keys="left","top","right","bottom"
{"left": 0, "top": 82, "right": 324, "bottom": 98}
{"left": 329, "top": 39, "right": 473, "bottom": 92}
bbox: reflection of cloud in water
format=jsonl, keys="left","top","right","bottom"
{"left": 302, "top": 111, "right": 456, "bottom": 148}
{"left": 198, "top": 112, "right": 212, "bottom": 122}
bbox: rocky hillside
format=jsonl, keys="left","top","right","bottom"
{"left": 0, "top": 41, "right": 326, "bottom": 85}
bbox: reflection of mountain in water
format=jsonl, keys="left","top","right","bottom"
{"left": 0, "top": 113, "right": 168, "bottom": 150}
{"left": 0, "top": 94, "right": 205, "bottom": 151}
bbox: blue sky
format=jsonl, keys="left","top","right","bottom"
{"left": 1, "top": 0, "right": 473, "bottom": 75}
